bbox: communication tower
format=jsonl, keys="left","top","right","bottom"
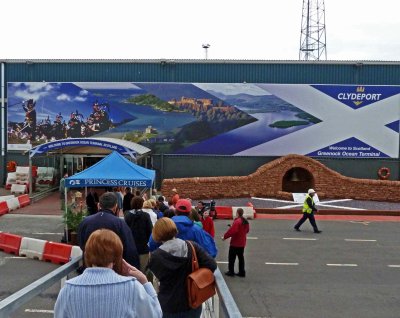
{"left": 299, "top": 0, "right": 327, "bottom": 60}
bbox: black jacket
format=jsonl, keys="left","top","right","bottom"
{"left": 148, "top": 240, "right": 217, "bottom": 313}
{"left": 123, "top": 192, "right": 134, "bottom": 212}
{"left": 77, "top": 209, "right": 140, "bottom": 268}
{"left": 124, "top": 209, "right": 153, "bottom": 255}
{"left": 85, "top": 192, "right": 99, "bottom": 215}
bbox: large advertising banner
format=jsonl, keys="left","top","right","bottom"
{"left": 7, "top": 82, "right": 400, "bottom": 158}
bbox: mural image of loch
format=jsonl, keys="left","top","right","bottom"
{"left": 175, "top": 83, "right": 321, "bottom": 155}
{"left": 128, "top": 83, "right": 257, "bottom": 153}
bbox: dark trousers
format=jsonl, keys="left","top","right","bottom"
{"left": 228, "top": 246, "right": 245, "bottom": 275}
{"left": 295, "top": 212, "right": 319, "bottom": 232}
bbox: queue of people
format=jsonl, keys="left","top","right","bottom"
{"left": 56, "top": 187, "right": 252, "bottom": 318}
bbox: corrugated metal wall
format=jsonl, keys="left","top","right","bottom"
{"left": 2, "top": 60, "right": 400, "bottom": 184}
{"left": 4, "top": 60, "right": 400, "bottom": 85}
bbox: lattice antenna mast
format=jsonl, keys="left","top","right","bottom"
{"left": 299, "top": 0, "right": 327, "bottom": 60}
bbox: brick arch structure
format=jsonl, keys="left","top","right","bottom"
{"left": 282, "top": 167, "right": 314, "bottom": 193}
{"left": 161, "top": 154, "right": 400, "bottom": 202}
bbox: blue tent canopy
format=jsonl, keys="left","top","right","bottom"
{"left": 65, "top": 151, "right": 155, "bottom": 188}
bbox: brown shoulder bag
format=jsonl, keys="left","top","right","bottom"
{"left": 186, "top": 241, "right": 216, "bottom": 309}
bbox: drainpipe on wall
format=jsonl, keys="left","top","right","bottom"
{"left": 1, "top": 62, "right": 5, "bottom": 184}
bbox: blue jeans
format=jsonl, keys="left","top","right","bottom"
{"left": 162, "top": 306, "right": 202, "bottom": 318}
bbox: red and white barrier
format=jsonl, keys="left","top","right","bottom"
{"left": 19, "top": 237, "right": 47, "bottom": 260}
{"left": 17, "top": 194, "right": 31, "bottom": 208}
{"left": 11, "top": 184, "right": 28, "bottom": 195}
{"left": 43, "top": 241, "right": 73, "bottom": 265}
{"left": 0, "top": 202, "right": 9, "bottom": 216}
{"left": 232, "top": 206, "right": 255, "bottom": 219}
{"left": 0, "top": 195, "right": 15, "bottom": 202}
{"left": 70, "top": 246, "right": 83, "bottom": 260}
{"left": 215, "top": 205, "right": 256, "bottom": 219}
{"left": 215, "top": 206, "right": 233, "bottom": 219}
{"left": 0, "top": 233, "right": 23, "bottom": 255}
{"left": 6, "top": 197, "right": 20, "bottom": 211}
{"left": 0, "top": 194, "right": 31, "bottom": 217}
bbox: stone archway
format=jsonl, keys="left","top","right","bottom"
{"left": 282, "top": 167, "right": 314, "bottom": 193}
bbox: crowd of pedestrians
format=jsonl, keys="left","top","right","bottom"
{"left": 55, "top": 186, "right": 250, "bottom": 318}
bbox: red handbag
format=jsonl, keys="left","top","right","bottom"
{"left": 186, "top": 241, "right": 216, "bottom": 309}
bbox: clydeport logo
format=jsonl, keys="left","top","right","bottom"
{"left": 337, "top": 86, "right": 382, "bottom": 107}
{"left": 311, "top": 84, "right": 400, "bottom": 110}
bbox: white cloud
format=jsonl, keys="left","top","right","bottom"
{"left": 79, "top": 90, "right": 88, "bottom": 96}
{"left": 14, "top": 89, "right": 49, "bottom": 102}
{"left": 74, "top": 96, "right": 87, "bottom": 102}
{"left": 57, "top": 94, "right": 72, "bottom": 101}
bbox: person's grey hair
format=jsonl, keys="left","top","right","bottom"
{"left": 99, "top": 192, "right": 117, "bottom": 210}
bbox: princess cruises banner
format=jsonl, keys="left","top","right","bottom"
{"left": 7, "top": 82, "right": 400, "bottom": 158}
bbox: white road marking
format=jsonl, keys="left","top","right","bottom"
{"left": 317, "top": 199, "right": 353, "bottom": 204}
{"left": 251, "top": 197, "right": 293, "bottom": 203}
{"left": 265, "top": 262, "right": 299, "bottom": 266}
{"left": 25, "top": 309, "right": 54, "bottom": 314}
{"left": 252, "top": 196, "right": 364, "bottom": 211}
{"left": 350, "top": 221, "right": 370, "bottom": 226}
{"left": 283, "top": 238, "right": 317, "bottom": 241}
{"left": 217, "top": 261, "right": 228, "bottom": 264}
{"left": 317, "top": 203, "right": 365, "bottom": 210}
{"left": 326, "top": 264, "right": 358, "bottom": 267}
{"left": 388, "top": 265, "right": 400, "bottom": 268}
{"left": 247, "top": 237, "right": 258, "bottom": 240}
{"left": 345, "top": 239, "right": 376, "bottom": 242}
{"left": 4, "top": 256, "right": 27, "bottom": 259}
{"left": 277, "top": 204, "right": 303, "bottom": 209}
{"left": 33, "top": 232, "right": 63, "bottom": 235}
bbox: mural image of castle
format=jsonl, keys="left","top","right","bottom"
{"left": 168, "top": 97, "right": 252, "bottom": 122}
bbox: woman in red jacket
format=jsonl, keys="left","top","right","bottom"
{"left": 222, "top": 208, "right": 250, "bottom": 277}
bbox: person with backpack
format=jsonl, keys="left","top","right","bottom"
{"left": 222, "top": 208, "right": 250, "bottom": 277}
{"left": 124, "top": 196, "right": 153, "bottom": 273}
{"left": 148, "top": 199, "right": 217, "bottom": 258}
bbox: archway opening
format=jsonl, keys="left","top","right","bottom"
{"left": 282, "top": 167, "right": 314, "bottom": 193}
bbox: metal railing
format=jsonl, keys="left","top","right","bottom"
{"left": 201, "top": 267, "right": 243, "bottom": 317}
{"left": 0, "top": 256, "right": 81, "bottom": 317}
{"left": 0, "top": 261, "right": 242, "bottom": 318}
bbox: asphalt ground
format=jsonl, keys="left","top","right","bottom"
{"left": 216, "top": 197, "right": 400, "bottom": 211}
{"left": 2, "top": 214, "right": 400, "bottom": 317}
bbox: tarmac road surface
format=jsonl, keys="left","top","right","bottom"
{"left": 1, "top": 214, "right": 400, "bottom": 317}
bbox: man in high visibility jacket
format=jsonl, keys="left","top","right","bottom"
{"left": 294, "top": 189, "right": 322, "bottom": 233}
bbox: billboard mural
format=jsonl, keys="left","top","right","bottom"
{"left": 7, "top": 82, "right": 400, "bottom": 158}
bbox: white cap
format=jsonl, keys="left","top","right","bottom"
{"left": 308, "top": 189, "right": 316, "bottom": 194}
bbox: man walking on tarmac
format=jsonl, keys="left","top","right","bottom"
{"left": 294, "top": 189, "right": 322, "bottom": 233}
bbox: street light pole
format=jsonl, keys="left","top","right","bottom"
{"left": 202, "top": 44, "right": 210, "bottom": 60}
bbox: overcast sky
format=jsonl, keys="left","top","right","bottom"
{"left": 1, "top": 0, "right": 399, "bottom": 61}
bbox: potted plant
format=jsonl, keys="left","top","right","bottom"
{"left": 62, "top": 202, "right": 87, "bottom": 245}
